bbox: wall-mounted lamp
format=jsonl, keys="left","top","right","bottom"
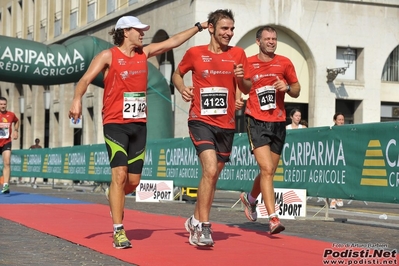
{"left": 326, "top": 46, "right": 356, "bottom": 83}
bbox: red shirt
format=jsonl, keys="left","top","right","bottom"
{"left": 102, "top": 47, "right": 148, "bottom": 125}
{"left": 177, "top": 45, "right": 250, "bottom": 129}
{"left": 245, "top": 54, "right": 298, "bottom": 122}
{"left": 0, "top": 111, "right": 18, "bottom": 147}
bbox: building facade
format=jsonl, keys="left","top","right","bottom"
{"left": 0, "top": 0, "right": 398, "bottom": 150}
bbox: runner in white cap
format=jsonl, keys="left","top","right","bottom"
{"left": 69, "top": 15, "right": 208, "bottom": 249}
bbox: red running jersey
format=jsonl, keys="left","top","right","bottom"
{"left": 0, "top": 111, "right": 18, "bottom": 147}
{"left": 245, "top": 54, "right": 298, "bottom": 122}
{"left": 102, "top": 47, "right": 148, "bottom": 125}
{"left": 177, "top": 45, "right": 250, "bottom": 129}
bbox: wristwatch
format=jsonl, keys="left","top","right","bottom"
{"left": 286, "top": 85, "right": 291, "bottom": 93}
{"left": 195, "top": 22, "right": 203, "bottom": 32}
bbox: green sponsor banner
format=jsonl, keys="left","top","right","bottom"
{"left": 4, "top": 144, "right": 111, "bottom": 182}
{"left": 278, "top": 122, "right": 399, "bottom": 204}
{"left": 2, "top": 122, "right": 399, "bottom": 204}
{"left": 0, "top": 35, "right": 112, "bottom": 86}
{"left": 0, "top": 35, "right": 173, "bottom": 139}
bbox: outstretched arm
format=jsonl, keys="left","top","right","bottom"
{"left": 144, "top": 22, "right": 208, "bottom": 58}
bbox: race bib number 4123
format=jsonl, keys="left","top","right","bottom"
{"left": 200, "top": 87, "right": 228, "bottom": 115}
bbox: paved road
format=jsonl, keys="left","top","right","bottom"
{"left": 1, "top": 183, "right": 398, "bottom": 265}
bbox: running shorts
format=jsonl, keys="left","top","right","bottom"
{"left": 188, "top": 120, "right": 234, "bottom": 163}
{"left": 245, "top": 115, "right": 286, "bottom": 155}
{"left": 103, "top": 122, "right": 146, "bottom": 174}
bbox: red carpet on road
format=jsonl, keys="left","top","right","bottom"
{"left": 0, "top": 202, "right": 333, "bottom": 266}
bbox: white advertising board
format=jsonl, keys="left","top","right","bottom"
{"left": 136, "top": 180, "right": 174, "bottom": 202}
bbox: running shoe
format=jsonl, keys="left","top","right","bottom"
{"left": 105, "top": 187, "right": 124, "bottom": 220}
{"left": 113, "top": 227, "right": 132, "bottom": 249}
{"left": 1, "top": 184, "right": 10, "bottom": 194}
{"left": 269, "top": 216, "right": 285, "bottom": 234}
{"left": 240, "top": 192, "right": 257, "bottom": 221}
{"left": 330, "top": 199, "right": 337, "bottom": 209}
{"left": 197, "top": 223, "right": 214, "bottom": 247}
{"left": 184, "top": 216, "right": 199, "bottom": 246}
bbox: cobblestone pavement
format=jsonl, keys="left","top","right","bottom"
{"left": 1, "top": 183, "right": 398, "bottom": 265}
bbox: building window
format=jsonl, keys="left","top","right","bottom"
{"left": 381, "top": 102, "right": 399, "bottom": 122}
{"left": 40, "top": 20, "right": 47, "bottom": 42}
{"left": 40, "top": 28, "right": 46, "bottom": 41}
{"left": 27, "top": 25, "right": 33, "bottom": 40}
{"left": 382, "top": 45, "right": 399, "bottom": 82}
{"left": 87, "top": 2, "right": 96, "bottom": 23}
{"left": 54, "top": 11, "right": 62, "bottom": 37}
{"left": 40, "top": 29, "right": 47, "bottom": 41}
{"left": 107, "top": 0, "right": 116, "bottom": 14}
{"left": 129, "top": 0, "right": 138, "bottom": 5}
{"left": 54, "top": 19, "right": 61, "bottom": 36}
{"left": 70, "top": 11, "right": 77, "bottom": 30}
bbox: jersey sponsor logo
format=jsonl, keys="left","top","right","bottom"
{"left": 201, "top": 55, "right": 212, "bottom": 62}
{"left": 221, "top": 59, "right": 235, "bottom": 63}
{"left": 252, "top": 73, "right": 276, "bottom": 82}
{"left": 120, "top": 70, "right": 129, "bottom": 80}
{"left": 202, "top": 70, "right": 210, "bottom": 78}
{"left": 120, "top": 69, "right": 147, "bottom": 80}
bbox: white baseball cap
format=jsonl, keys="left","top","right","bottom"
{"left": 115, "top": 16, "right": 150, "bottom": 31}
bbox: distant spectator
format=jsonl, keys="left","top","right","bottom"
{"left": 300, "top": 119, "right": 308, "bottom": 128}
{"left": 29, "top": 138, "right": 42, "bottom": 186}
{"left": 329, "top": 112, "right": 345, "bottom": 209}
{"left": 286, "top": 109, "right": 307, "bottom": 129}
{"left": 30, "top": 138, "right": 42, "bottom": 149}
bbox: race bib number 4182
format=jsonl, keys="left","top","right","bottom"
{"left": 256, "top": 85, "right": 276, "bottom": 111}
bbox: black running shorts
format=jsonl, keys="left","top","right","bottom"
{"left": 103, "top": 122, "right": 146, "bottom": 174}
{"left": 0, "top": 142, "right": 11, "bottom": 154}
{"left": 245, "top": 115, "right": 286, "bottom": 155}
{"left": 188, "top": 120, "right": 235, "bottom": 163}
